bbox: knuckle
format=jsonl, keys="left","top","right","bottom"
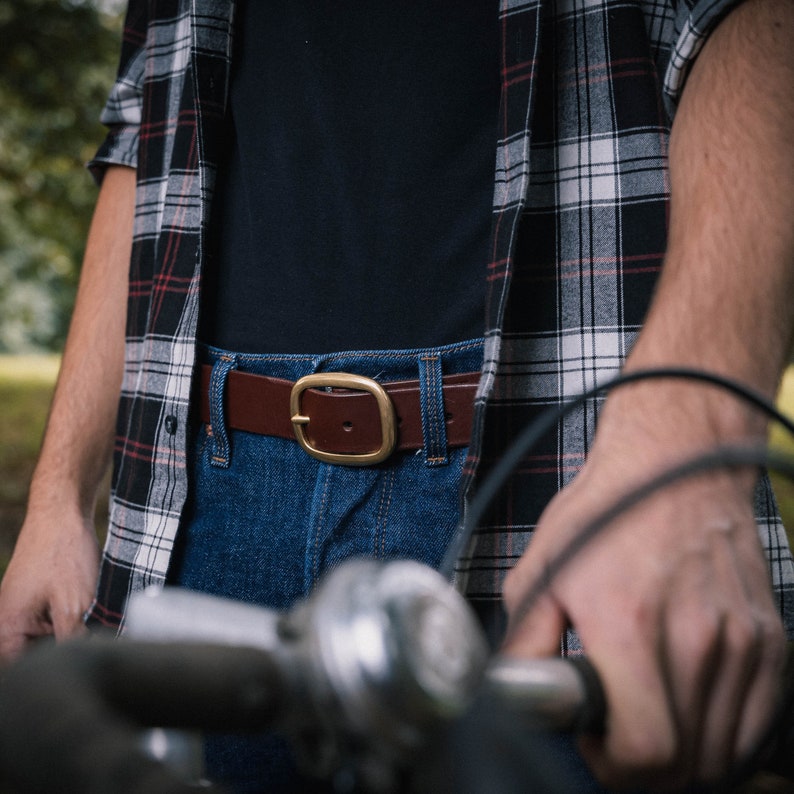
{"left": 755, "top": 607, "right": 785, "bottom": 643}
{"left": 724, "top": 613, "right": 758, "bottom": 656}
{"left": 724, "top": 607, "right": 783, "bottom": 667}
{"left": 677, "top": 603, "right": 723, "bottom": 659}
{"left": 621, "top": 588, "right": 666, "bottom": 638}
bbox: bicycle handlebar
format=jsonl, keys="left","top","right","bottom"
{"left": 0, "top": 559, "right": 605, "bottom": 793}
{"left": 124, "top": 564, "right": 602, "bottom": 734}
{"left": 1, "top": 558, "right": 791, "bottom": 793}
{"left": 121, "top": 558, "right": 604, "bottom": 789}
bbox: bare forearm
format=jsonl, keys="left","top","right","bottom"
{"left": 624, "top": 0, "right": 794, "bottom": 431}
{"left": 0, "top": 166, "right": 134, "bottom": 657}
{"left": 29, "top": 165, "right": 134, "bottom": 516}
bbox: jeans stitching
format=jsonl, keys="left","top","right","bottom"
{"left": 202, "top": 338, "right": 483, "bottom": 369}
{"left": 311, "top": 466, "right": 333, "bottom": 584}
{"left": 320, "top": 339, "right": 484, "bottom": 368}
{"left": 375, "top": 469, "right": 396, "bottom": 558}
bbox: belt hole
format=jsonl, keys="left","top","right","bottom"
{"left": 343, "top": 421, "right": 353, "bottom": 431}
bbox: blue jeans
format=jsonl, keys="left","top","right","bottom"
{"left": 168, "top": 339, "right": 485, "bottom": 792}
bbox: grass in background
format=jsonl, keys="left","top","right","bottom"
{"left": 0, "top": 356, "right": 112, "bottom": 575}
{"left": 0, "top": 356, "right": 60, "bottom": 571}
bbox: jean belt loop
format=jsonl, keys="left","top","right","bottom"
{"left": 208, "top": 354, "right": 239, "bottom": 469}
{"left": 418, "top": 352, "right": 449, "bottom": 467}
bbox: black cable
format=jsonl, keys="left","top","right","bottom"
{"left": 441, "top": 366, "right": 794, "bottom": 579}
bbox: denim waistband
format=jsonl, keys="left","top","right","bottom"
{"left": 197, "top": 338, "right": 484, "bottom": 469}
{"left": 197, "top": 337, "right": 484, "bottom": 380}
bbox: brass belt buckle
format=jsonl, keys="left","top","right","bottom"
{"left": 290, "top": 373, "right": 397, "bottom": 466}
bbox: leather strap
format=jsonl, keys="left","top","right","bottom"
{"left": 198, "top": 365, "right": 478, "bottom": 456}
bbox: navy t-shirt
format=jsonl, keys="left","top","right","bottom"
{"left": 201, "top": 2, "right": 500, "bottom": 353}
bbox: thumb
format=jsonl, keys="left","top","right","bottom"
{"left": 0, "top": 630, "right": 34, "bottom": 665}
{"left": 0, "top": 612, "right": 52, "bottom": 664}
{"left": 502, "top": 588, "right": 567, "bottom": 658}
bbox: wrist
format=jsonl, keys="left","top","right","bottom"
{"left": 26, "top": 437, "right": 111, "bottom": 521}
{"left": 591, "top": 373, "right": 767, "bottom": 499}
{"left": 599, "top": 376, "right": 768, "bottom": 446}
{"left": 25, "top": 473, "right": 98, "bottom": 528}
{"left": 615, "top": 335, "right": 775, "bottom": 439}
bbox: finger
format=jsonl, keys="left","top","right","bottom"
{"left": 658, "top": 550, "right": 726, "bottom": 785}
{"left": 579, "top": 602, "right": 680, "bottom": 790}
{"left": 0, "top": 614, "right": 53, "bottom": 663}
{"left": 0, "top": 632, "right": 31, "bottom": 664}
{"left": 581, "top": 670, "right": 678, "bottom": 790}
{"left": 501, "top": 554, "right": 569, "bottom": 657}
{"left": 730, "top": 616, "right": 785, "bottom": 765}
{"left": 697, "top": 616, "right": 760, "bottom": 780}
{"left": 50, "top": 595, "right": 90, "bottom": 640}
{"left": 688, "top": 527, "right": 783, "bottom": 780}
{"left": 654, "top": 519, "right": 783, "bottom": 785}
{"left": 699, "top": 579, "right": 784, "bottom": 775}
{"left": 727, "top": 530, "right": 788, "bottom": 765}
{"left": 501, "top": 590, "right": 567, "bottom": 657}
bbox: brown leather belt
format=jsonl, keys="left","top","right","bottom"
{"left": 198, "top": 364, "right": 478, "bottom": 465}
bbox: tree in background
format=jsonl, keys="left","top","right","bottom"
{"left": 0, "top": 0, "right": 123, "bottom": 352}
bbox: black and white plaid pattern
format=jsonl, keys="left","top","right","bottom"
{"left": 86, "top": 0, "right": 794, "bottom": 636}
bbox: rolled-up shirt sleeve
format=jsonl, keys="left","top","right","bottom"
{"left": 663, "top": 0, "right": 747, "bottom": 112}
{"left": 88, "top": 2, "right": 147, "bottom": 182}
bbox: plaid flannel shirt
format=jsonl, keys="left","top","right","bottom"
{"left": 87, "top": 0, "right": 794, "bottom": 635}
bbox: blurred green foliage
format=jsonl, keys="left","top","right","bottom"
{"left": 0, "top": 379, "right": 52, "bottom": 569}
{"left": 0, "top": 0, "right": 123, "bottom": 352}
{"left": 0, "top": 357, "right": 53, "bottom": 568}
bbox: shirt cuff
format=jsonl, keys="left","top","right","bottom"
{"left": 663, "top": 0, "right": 747, "bottom": 114}
{"left": 87, "top": 126, "right": 139, "bottom": 184}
